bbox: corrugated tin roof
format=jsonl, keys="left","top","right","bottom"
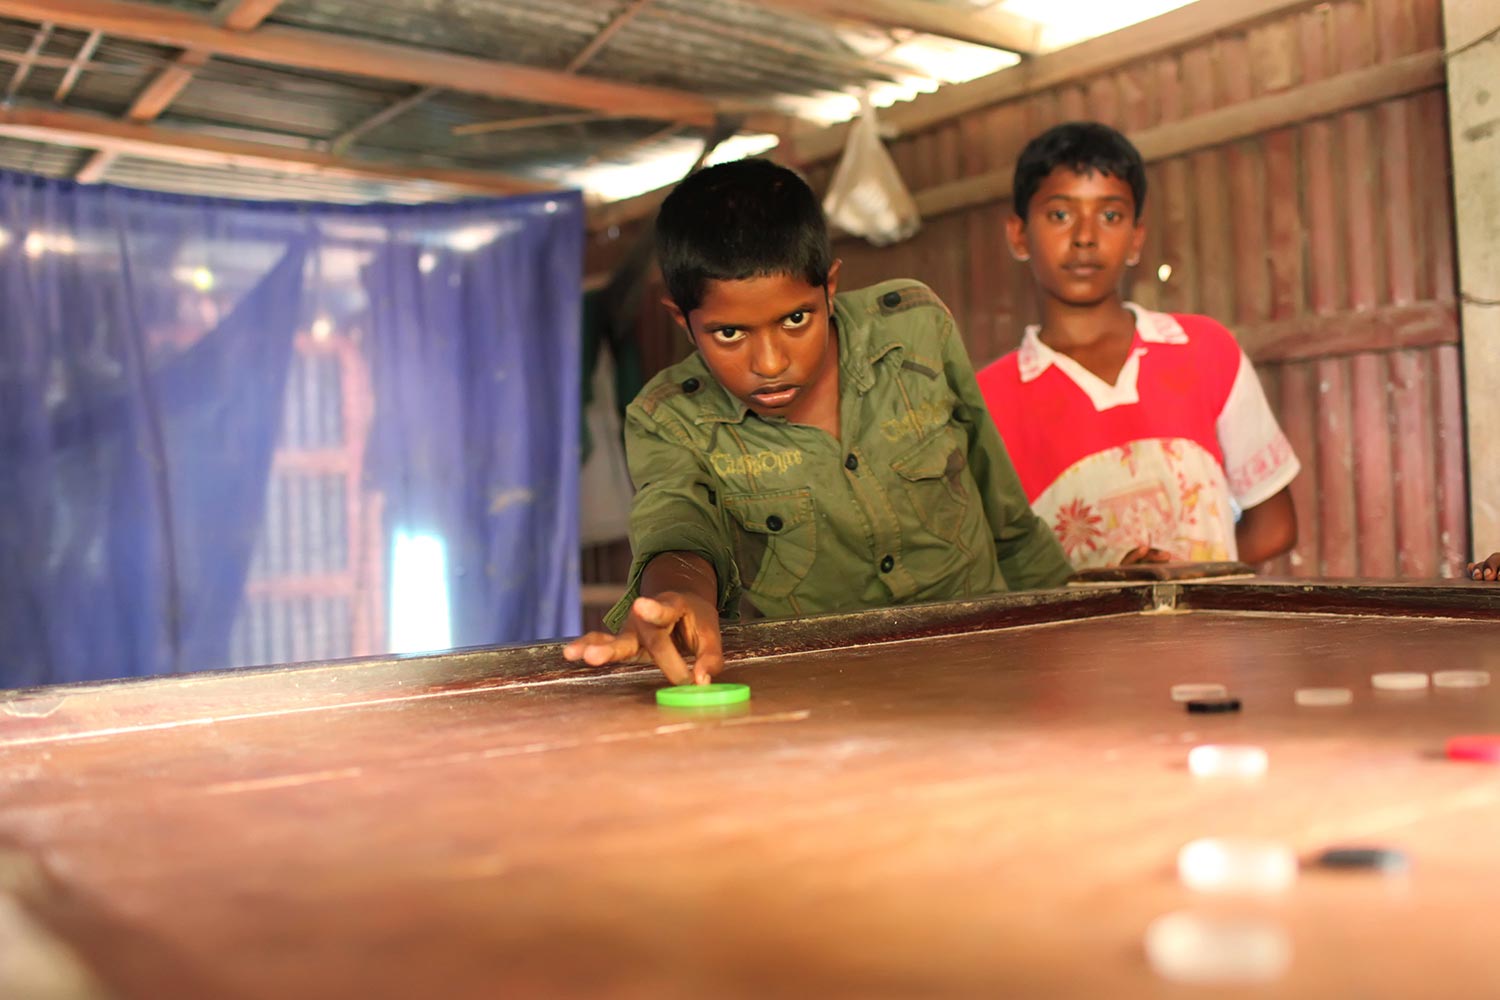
{"left": 0, "top": 0, "right": 846, "bottom": 203}
{"left": 271, "top": 0, "right": 616, "bottom": 69}
{"left": 0, "top": 135, "right": 91, "bottom": 177}
{"left": 0, "top": 0, "right": 1182, "bottom": 204}
{"left": 104, "top": 153, "right": 447, "bottom": 203}
{"left": 165, "top": 60, "right": 412, "bottom": 141}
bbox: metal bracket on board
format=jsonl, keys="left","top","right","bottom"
{"left": 1151, "top": 583, "right": 1182, "bottom": 612}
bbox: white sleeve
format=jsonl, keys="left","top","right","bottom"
{"left": 1217, "top": 351, "right": 1300, "bottom": 510}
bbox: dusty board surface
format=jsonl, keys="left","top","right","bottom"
{"left": 3, "top": 599, "right": 1500, "bottom": 998}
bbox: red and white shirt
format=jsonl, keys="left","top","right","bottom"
{"left": 976, "top": 305, "right": 1299, "bottom": 568}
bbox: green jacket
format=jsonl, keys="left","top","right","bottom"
{"left": 605, "top": 279, "right": 1072, "bottom": 629}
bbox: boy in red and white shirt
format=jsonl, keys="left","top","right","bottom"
{"left": 977, "top": 122, "right": 1299, "bottom": 569}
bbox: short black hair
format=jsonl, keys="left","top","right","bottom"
{"left": 655, "top": 158, "right": 833, "bottom": 315}
{"left": 1012, "top": 121, "right": 1147, "bottom": 222}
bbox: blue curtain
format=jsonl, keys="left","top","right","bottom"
{"left": 0, "top": 174, "right": 582, "bottom": 688}
{"left": 363, "top": 197, "right": 583, "bottom": 648}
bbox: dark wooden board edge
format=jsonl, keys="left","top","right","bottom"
{"left": 0, "top": 586, "right": 1153, "bottom": 747}
{"left": 1177, "top": 578, "right": 1500, "bottom": 619}
{"left": 8, "top": 579, "right": 1493, "bottom": 748}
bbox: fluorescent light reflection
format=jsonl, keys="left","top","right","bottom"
{"left": 390, "top": 530, "right": 453, "bottom": 654}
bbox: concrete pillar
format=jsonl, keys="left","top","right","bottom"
{"left": 1446, "top": 3, "right": 1500, "bottom": 553}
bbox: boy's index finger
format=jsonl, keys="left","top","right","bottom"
{"left": 691, "top": 650, "right": 725, "bottom": 685}
{"left": 688, "top": 612, "right": 724, "bottom": 683}
{"left": 637, "top": 624, "right": 693, "bottom": 685}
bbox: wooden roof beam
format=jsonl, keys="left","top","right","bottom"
{"left": 453, "top": 111, "right": 616, "bottom": 139}
{"left": 123, "top": 0, "right": 285, "bottom": 119}
{"left": 0, "top": 0, "right": 719, "bottom": 125}
{"left": 567, "top": 0, "right": 654, "bottom": 74}
{"left": 3, "top": 21, "right": 52, "bottom": 101}
{"left": 53, "top": 28, "right": 102, "bottom": 102}
{"left": 219, "top": 0, "right": 285, "bottom": 33}
{"left": 751, "top": 0, "right": 1042, "bottom": 55}
{"left": 75, "top": 0, "right": 286, "bottom": 183}
{"left": 75, "top": 48, "right": 206, "bottom": 181}
{"left": 329, "top": 85, "right": 440, "bottom": 156}
{"left": 126, "top": 49, "right": 210, "bottom": 121}
{"left": 0, "top": 45, "right": 131, "bottom": 74}
{"left": 4, "top": 104, "right": 553, "bottom": 196}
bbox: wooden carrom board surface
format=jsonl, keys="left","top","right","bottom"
{"left": 2, "top": 581, "right": 1499, "bottom": 998}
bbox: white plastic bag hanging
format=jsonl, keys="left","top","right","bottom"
{"left": 578, "top": 347, "right": 634, "bottom": 545}
{"left": 822, "top": 97, "right": 921, "bottom": 246}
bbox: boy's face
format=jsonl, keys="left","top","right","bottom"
{"left": 665, "top": 261, "right": 842, "bottom": 422}
{"left": 1007, "top": 166, "right": 1145, "bottom": 309}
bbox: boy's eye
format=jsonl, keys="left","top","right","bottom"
{"left": 711, "top": 328, "right": 746, "bottom": 344}
{"left": 1102, "top": 210, "right": 1122, "bottom": 223}
{"left": 783, "top": 310, "right": 810, "bottom": 329}
{"left": 1046, "top": 209, "right": 1069, "bottom": 223}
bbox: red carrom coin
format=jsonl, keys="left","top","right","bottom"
{"left": 1445, "top": 735, "right": 1500, "bottom": 763}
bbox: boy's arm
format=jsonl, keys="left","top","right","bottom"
{"left": 608, "top": 405, "right": 742, "bottom": 626}
{"left": 564, "top": 552, "right": 724, "bottom": 685}
{"left": 1216, "top": 341, "right": 1301, "bottom": 564}
{"left": 1235, "top": 487, "right": 1297, "bottom": 565}
{"left": 563, "top": 406, "right": 740, "bottom": 684}
{"left": 940, "top": 319, "right": 1073, "bottom": 590}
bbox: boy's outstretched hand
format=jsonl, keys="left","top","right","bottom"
{"left": 1467, "top": 553, "right": 1500, "bottom": 582}
{"left": 562, "top": 591, "right": 725, "bottom": 686}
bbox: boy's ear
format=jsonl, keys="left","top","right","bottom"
{"left": 1005, "top": 214, "right": 1030, "bottom": 263}
{"left": 1126, "top": 218, "right": 1148, "bottom": 267}
{"left": 661, "top": 296, "right": 689, "bottom": 330}
{"left": 661, "top": 296, "right": 696, "bottom": 346}
{"left": 825, "top": 258, "right": 843, "bottom": 298}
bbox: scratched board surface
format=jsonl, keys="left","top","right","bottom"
{"left": 3, "top": 609, "right": 1500, "bottom": 998}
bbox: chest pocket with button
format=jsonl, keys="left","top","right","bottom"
{"left": 891, "top": 426, "right": 974, "bottom": 549}
{"left": 721, "top": 488, "right": 817, "bottom": 601}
